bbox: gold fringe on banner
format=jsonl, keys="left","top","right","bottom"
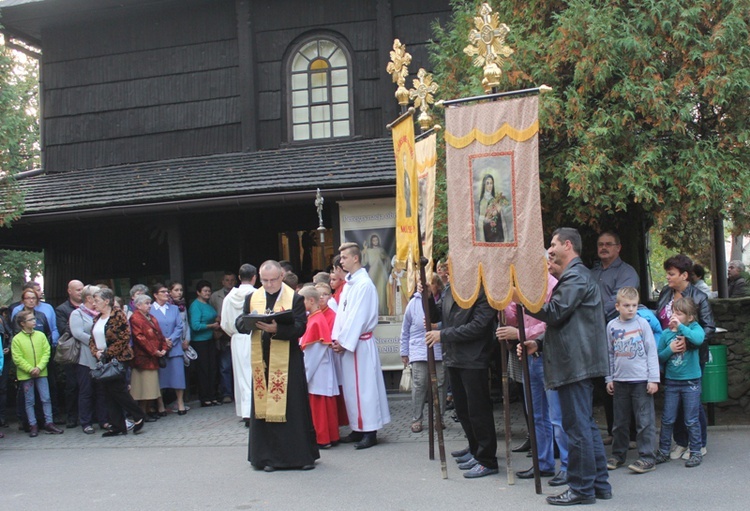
{"left": 445, "top": 120, "right": 539, "bottom": 149}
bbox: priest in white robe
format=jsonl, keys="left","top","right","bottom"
{"left": 224, "top": 263, "right": 256, "bottom": 422}
{"left": 332, "top": 242, "right": 391, "bottom": 449}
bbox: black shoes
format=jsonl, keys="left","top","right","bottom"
{"left": 132, "top": 418, "right": 145, "bottom": 434}
{"left": 546, "top": 489, "right": 596, "bottom": 506}
{"left": 354, "top": 433, "right": 377, "bottom": 449}
{"left": 512, "top": 437, "right": 531, "bottom": 452}
{"left": 595, "top": 490, "right": 613, "bottom": 500}
{"left": 516, "top": 467, "right": 554, "bottom": 479}
{"left": 339, "top": 431, "right": 364, "bottom": 444}
{"left": 102, "top": 430, "right": 126, "bottom": 437}
{"left": 548, "top": 470, "right": 568, "bottom": 487}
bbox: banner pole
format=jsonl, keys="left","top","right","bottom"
{"left": 437, "top": 85, "right": 551, "bottom": 108}
{"left": 518, "top": 304, "right": 542, "bottom": 494}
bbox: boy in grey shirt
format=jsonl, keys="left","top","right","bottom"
{"left": 605, "top": 287, "right": 660, "bottom": 474}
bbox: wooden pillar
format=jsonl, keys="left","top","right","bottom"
{"left": 376, "top": 0, "right": 397, "bottom": 135}
{"left": 236, "top": 0, "right": 257, "bottom": 152}
{"left": 165, "top": 218, "right": 184, "bottom": 285}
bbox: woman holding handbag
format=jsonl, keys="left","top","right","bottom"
{"left": 129, "top": 294, "right": 167, "bottom": 420}
{"left": 90, "top": 288, "right": 146, "bottom": 437}
{"left": 70, "top": 285, "right": 108, "bottom": 434}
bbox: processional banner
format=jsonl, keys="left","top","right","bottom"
{"left": 444, "top": 95, "right": 547, "bottom": 312}
{"left": 416, "top": 133, "right": 437, "bottom": 286}
{"left": 392, "top": 113, "right": 419, "bottom": 295}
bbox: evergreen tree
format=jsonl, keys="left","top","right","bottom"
{"left": 430, "top": 0, "right": 750, "bottom": 257}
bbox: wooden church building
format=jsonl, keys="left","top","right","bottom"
{"left": 0, "top": 0, "right": 452, "bottom": 303}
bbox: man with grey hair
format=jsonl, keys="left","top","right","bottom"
{"left": 236, "top": 260, "right": 318, "bottom": 471}
{"left": 727, "top": 260, "right": 748, "bottom": 297}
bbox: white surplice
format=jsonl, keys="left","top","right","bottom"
{"left": 220, "top": 283, "right": 255, "bottom": 418}
{"left": 331, "top": 268, "right": 391, "bottom": 431}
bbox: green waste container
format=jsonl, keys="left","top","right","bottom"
{"left": 701, "top": 345, "right": 728, "bottom": 403}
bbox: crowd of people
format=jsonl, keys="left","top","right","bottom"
{"left": 0, "top": 228, "right": 739, "bottom": 505}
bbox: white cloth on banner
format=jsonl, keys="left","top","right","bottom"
{"left": 331, "top": 268, "right": 391, "bottom": 431}
{"left": 220, "top": 283, "right": 255, "bottom": 418}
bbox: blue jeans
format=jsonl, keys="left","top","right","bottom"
{"left": 546, "top": 387, "right": 569, "bottom": 471}
{"left": 611, "top": 382, "right": 656, "bottom": 463}
{"left": 22, "top": 377, "right": 53, "bottom": 426}
{"left": 524, "top": 355, "right": 555, "bottom": 472}
{"left": 659, "top": 379, "right": 702, "bottom": 455}
{"left": 557, "top": 379, "right": 610, "bottom": 497}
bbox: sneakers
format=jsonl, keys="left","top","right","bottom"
{"left": 685, "top": 454, "right": 702, "bottom": 468}
{"left": 654, "top": 450, "right": 670, "bottom": 465}
{"left": 628, "top": 458, "right": 656, "bottom": 474}
{"left": 451, "top": 446, "right": 470, "bottom": 458}
{"left": 455, "top": 452, "right": 474, "bottom": 464}
{"left": 606, "top": 457, "right": 624, "bottom": 470}
{"left": 458, "top": 457, "right": 479, "bottom": 470}
{"left": 670, "top": 444, "right": 688, "bottom": 459}
{"left": 682, "top": 446, "right": 707, "bottom": 459}
{"left": 463, "top": 463, "right": 499, "bottom": 478}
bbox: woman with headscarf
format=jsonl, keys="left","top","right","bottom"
{"left": 477, "top": 174, "right": 509, "bottom": 243}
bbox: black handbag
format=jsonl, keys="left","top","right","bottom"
{"left": 90, "top": 357, "right": 126, "bottom": 381}
{"left": 54, "top": 331, "right": 80, "bottom": 365}
{"left": 158, "top": 356, "right": 167, "bottom": 368}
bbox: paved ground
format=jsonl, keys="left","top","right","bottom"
{"left": 0, "top": 394, "right": 748, "bottom": 511}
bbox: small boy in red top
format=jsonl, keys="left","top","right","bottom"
{"left": 298, "top": 286, "right": 340, "bottom": 448}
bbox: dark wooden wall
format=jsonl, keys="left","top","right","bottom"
{"left": 41, "top": 0, "right": 241, "bottom": 172}
{"left": 38, "top": 0, "right": 452, "bottom": 172}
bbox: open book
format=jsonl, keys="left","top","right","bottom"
{"left": 241, "top": 310, "right": 294, "bottom": 331}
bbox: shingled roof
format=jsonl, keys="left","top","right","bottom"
{"left": 14, "top": 137, "right": 396, "bottom": 218}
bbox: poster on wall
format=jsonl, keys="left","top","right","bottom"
{"left": 338, "top": 198, "right": 405, "bottom": 371}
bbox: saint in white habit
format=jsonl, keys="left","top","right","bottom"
{"left": 332, "top": 243, "right": 391, "bottom": 449}
{"left": 223, "top": 263, "right": 257, "bottom": 421}
{"left": 236, "top": 260, "right": 319, "bottom": 471}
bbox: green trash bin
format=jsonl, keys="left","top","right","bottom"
{"left": 701, "top": 345, "right": 728, "bottom": 403}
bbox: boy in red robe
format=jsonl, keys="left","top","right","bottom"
{"left": 298, "top": 286, "right": 340, "bottom": 448}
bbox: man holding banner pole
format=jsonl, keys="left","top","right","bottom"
{"left": 521, "top": 228, "right": 612, "bottom": 505}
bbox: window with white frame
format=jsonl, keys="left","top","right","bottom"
{"left": 289, "top": 36, "right": 352, "bottom": 141}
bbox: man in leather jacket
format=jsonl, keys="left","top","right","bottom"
{"left": 524, "top": 228, "right": 612, "bottom": 506}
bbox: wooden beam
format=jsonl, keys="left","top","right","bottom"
{"left": 376, "top": 0, "right": 397, "bottom": 136}
{"left": 235, "top": 0, "right": 257, "bottom": 152}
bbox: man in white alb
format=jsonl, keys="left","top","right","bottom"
{"left": 223, "top": 264, "right": 256, "bottom": 424}
{"left": 331, "top": 242, "right": 391, "bottom": 449}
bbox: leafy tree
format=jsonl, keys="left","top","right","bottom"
{"left": 0, "top": 249, "right": 43, "bottom": 304}
{"left": 429, "top": 0, "right": 750, "bottom": 262}
{"left": 0, "top": 33, "right": 39, "bottom": 227}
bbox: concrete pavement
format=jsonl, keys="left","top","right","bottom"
{"left": 0, "top": 395, "right": 748, "bottom": 510}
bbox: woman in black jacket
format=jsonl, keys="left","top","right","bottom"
{"left": 655, "top": 254, "right": 715, "bottom": 459}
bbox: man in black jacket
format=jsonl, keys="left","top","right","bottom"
{"left": 426, "top": 285, "right": 498, "bottom": 478}
{"left": 524, "top": 228, "right": 612, "bottom": 505}
{"left": 56, "top": 279, "right": 83, "bottom": 429}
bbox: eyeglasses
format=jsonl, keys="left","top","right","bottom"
{"left": 260, "top": 276, "right": 282, "bottom": 284}
{"left": 597, "top": 242, "right": 618, "bottom": 248}
{"left": 157, "top": 290, "right": 169, "bottom": 294}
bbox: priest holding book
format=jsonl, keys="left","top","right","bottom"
{"left": 236, "top": 260, "right": 319, "bottom": 472}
